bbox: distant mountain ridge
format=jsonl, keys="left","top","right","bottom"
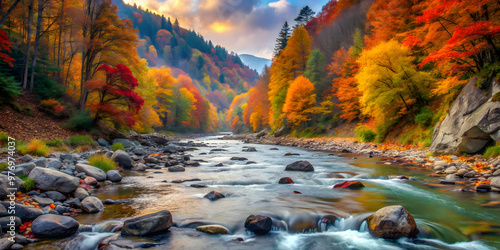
{"left": 239, "top": 54, "right": 272, "bottom": 74}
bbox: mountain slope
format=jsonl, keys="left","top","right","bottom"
{"left": 112, "top": 0, "right": 259, "bottom": 111}
{"left": 239, "top": 54, "right": 272, "bottom": 74}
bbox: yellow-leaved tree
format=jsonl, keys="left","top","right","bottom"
{"left": 356, "top": 39, "right": 432, "bottom": 128}
{"left": 150, "top": 67, "right": 176, "bottom": 123}
{"left": 283, "top": 76, "right": 317, "bottom": 126}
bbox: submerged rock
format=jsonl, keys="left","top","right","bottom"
{"left": 168, "top": 165, "right": 185, "bottom": 172}
{"left": 366, "top": 205, "right": 419, "bottom": 239}
{"left": 285, "top": 161, "right": 314, "bottom": 172}
{"left": 333, "top": 181, "right": 364, "bottom": 189}
{"left": 121, "top": 210, "right": 173, "bottom": 236}
{"left": 278, "top": 177, "right": 294, "bottom": 184}
{"left": 204, "top": 191, "right": 225, "bottom": 201}
{"left": 230, "top": 157, "right": 248, "bottom": 161}
{"left": 244, "top": 215, "right": 272, "bottom": 235}
{"left": 196, "top": 225, "right": 228, "bottom": 234}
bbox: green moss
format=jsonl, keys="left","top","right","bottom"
{"left": 483, "top": 144, "right": 500, "bottom": 158}
{"left": 0, "top": 162, "right": 8, "bottom": 172}
{"left": 19, "top": 175, "right": 35, "bottom": 192}
{"left": 111, "top": 143, "right": 125, "bottom": 151}
{"left": 46, "top": 138, "right": 64, "bottom": 147}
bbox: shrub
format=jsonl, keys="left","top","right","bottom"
{"left": 111, "top": 143, "right": 125, "bottom": 151}
{"left": 483, "top": 145, "right": 500, "bottom": 158}
{"left": 75, "top": 144, "right": 92, "bottom": 153}
{"left": 40, "top": 98, "right": 64, "bottom": 114}
{"left": 0, "top": 72, "right": 21, "bottom": 105}
{"left": 62, "top": 111, "right": 94, "bottom": 131}
{"left": 0, "top": 132, "right": 9, "bottom": 147}
{"left": 46, "top": 138, "right": 64, "bottom": 147}
{"left": 355, "top": 125, "right": 376, "bottom": 142}
{"left": 415, "top": 108, "right": 433, "bottom": 127}
{"left": 54, "top": 145, "right": 70, "bottom": 152}
{"left": 19, "top": 175, "right": 35, "bottom": 192}
{"left": 0, "top": 162, "right": 8, "bottom": 172}
{"left": 33, "top": 75, "right": 65, "bottom": 100}
{"left": 67, "top": 135, "right": 96, "bottom": 146}
{"left": 25, "top": 139, "right": 50, "bottom": 156}
{"left": 88, "top": 154, "right": 117, "bottom": 172}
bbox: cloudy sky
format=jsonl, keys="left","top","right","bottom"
{"left": 123, "top": 0, "right": 326, "bottom": 59}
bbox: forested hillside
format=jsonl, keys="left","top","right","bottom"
{"left": 0, "top": 0, "right": 258, "bottom": 136}
{"left": 112, "top": 0, "right": 259, "bottom": 111}
{"left": 228, "top": 0, "right": 500, "bottom": 148}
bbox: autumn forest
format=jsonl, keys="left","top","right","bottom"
{"left": 0, "top": 0, "right": 499, "bottom": 144}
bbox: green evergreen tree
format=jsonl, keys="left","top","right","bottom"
{"left": 273, "top": 21, "right": 291, "bottom": 58}
{"left": 294, "top": 6, "right": 315, "bottom": 28}
{"left": 304, "top": 49, "right": 327, "bottom": 95}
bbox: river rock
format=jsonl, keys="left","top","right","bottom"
{"left": 333, "top": 180, "right": 365, "bottom": 189}
{"left": 242, "top": 147, "right": 257, "bottom": 152}
{"left": 107, "top": 170, "right": 122, "bottom": 182}
{"left": 278, "top": 177, "right": 294, "bottom": 184}
{"left": 76, "top": 163, "right": 106, "bottom": 181}
{"left": 133, "top": 163, "right": 148, "bottom": 171}
{"left": 476, "top": 184, "right": 491, "bottom": 192}
{"left": 74, "top": 187, "right": 89, "bottom": 200}
{"left": 48, "top": 159, "right": 63, "bottom": 169}
{"left": 456, "top": 169, "right": 468, "bottom": 177}
{"left": 12, "top": 162, "right": 36, "bottom": 176}
{"left": 196, "top": 225, "right": 228, "bottom": 234}
{"left": 230, "top": 157, "right": 248, "bottom": 161}
{"left": 490, "top": 176, "right": 500, "bottom": 188}
{"left": 285, "top": 161, "right": 314, "bottom": 172}
{"left": 430, "top": 77, "right": 500, "bottom": 154}
{"left": 111, "top": 150, "right": 134, "bottom": 169}
{"left": 81, "top": 196, "right": 104, "bottom": 213}
{"left": 204, "top": 191, "right": 225, "bottom": 201}
{"left": 28, "top": 167, "right": 79, "bottom": 193}
{"left": 444, "top": 167, "right": 457, "bottom": 174}
{"left": 0, "top": 238, "right": 14, "bottom": 249}
{"left": 97, "top": 138, "right": 110, "bottom": 147}
{"left": 19, "top": 154, "right": 33, "bottom": 163}
{"left": 121, "top": 210, "right": 173, "bottom": 236}
{"left": 244, "top": 215, "right": 272, "bottom": 235}
{"left": 366, "top": 205, "right": 419, "bottom": 239}
{"left": 0, "top": 216, "right": 21, "bottom": 231}
{"left": 59, "top": 153, "right": 75, "bottom": 162}
{"left": 112, "top": 139, "right": 134, "bottom": 149}
{"left": 32, "top": 157, "right": 48, "bottom": 168}
{"left": 168, "top": 165, "right": 186, "bottom": 172}
{"left": 32, "top": 196, "right": 54, "bottom": 207}
{"left": 84, "top": 177, "right": 99, "bottom": 187}
{"left": 44, "top": 191, "right": 67, "bottom": 201}
{"left": 0, "top": 203, "right": 44, "bottom": 223}
{"left": 185, "top": 161, "right": 200, "bottom": 166}
{"left": 31, "top": 214, "right": 79, "bottom": 238}
{"left": 0, "top": 175, "right": 23, "bottom": 200}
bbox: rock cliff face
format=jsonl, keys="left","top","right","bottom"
{"left": 431, "top": 77, "right": 500, "bottom": 155}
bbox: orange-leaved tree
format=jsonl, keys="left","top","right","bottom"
{"left": 86, "top": 64, "right": 144, "bottom": 127}
{"left": 283, "top": 76, "right": 317, "bottom": 126}
{"left": 268, "top": 26, "right": 311, "bottom": 130}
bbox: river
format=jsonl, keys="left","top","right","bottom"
{"left": 28, "top": 135, "right": 500, "bottom": 249}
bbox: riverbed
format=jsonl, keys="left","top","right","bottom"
{"left": 28, "top": 135, "right": 500, "bottom": 249}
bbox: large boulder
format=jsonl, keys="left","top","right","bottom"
{"left": 244, "top": 215, "right": 272, "bottom": 235}
{"left": 366, "top": 205, "right": 419, "bottom": 239}
{"left": 431, "top": 77, "right": 500, "bottom": 155}
{"left": 121, "top": 210, "right": 173, "bottom": 236}
{"left": 81, "top": 197, "right": 104, "bottom": 213}
{"left": 111, "top": 150, "right": 134, "bottom": 169}
{"left": 31, "top": 214, "right": 79, "bottom": 238}
{"left": 285, "top": 161, "right": 314, "bottom": 172}
{"left": 0, "top": 203, "right": 44, "bottom": 223}
{"left": 28, "top": 167, "right": 79, "bottom": 193}
{"left": 76, "top": 164, "right": 106, "bottom": 181}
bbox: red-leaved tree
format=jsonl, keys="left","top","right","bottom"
{"left": 0, "top": 30, "right": 14, "bottom": 67}
{"left": 85, "top": 64, "right": 144, "bottom": 127}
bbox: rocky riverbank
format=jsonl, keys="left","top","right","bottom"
{"left": 223, "top": 133, "right": 500, "bottom": 193}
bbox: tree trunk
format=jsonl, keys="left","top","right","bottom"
{"left": 57, "top": 0, "right": 64, "bottom": 68}
{"left": 22, "top": 0, "right": 34, "bottom": 90}
{"left": 29, "top": 0, "right": 43, "bottom": 93}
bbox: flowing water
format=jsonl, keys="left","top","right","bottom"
{"left": 28, "top": 135, "right": 500, "bottom": 249}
